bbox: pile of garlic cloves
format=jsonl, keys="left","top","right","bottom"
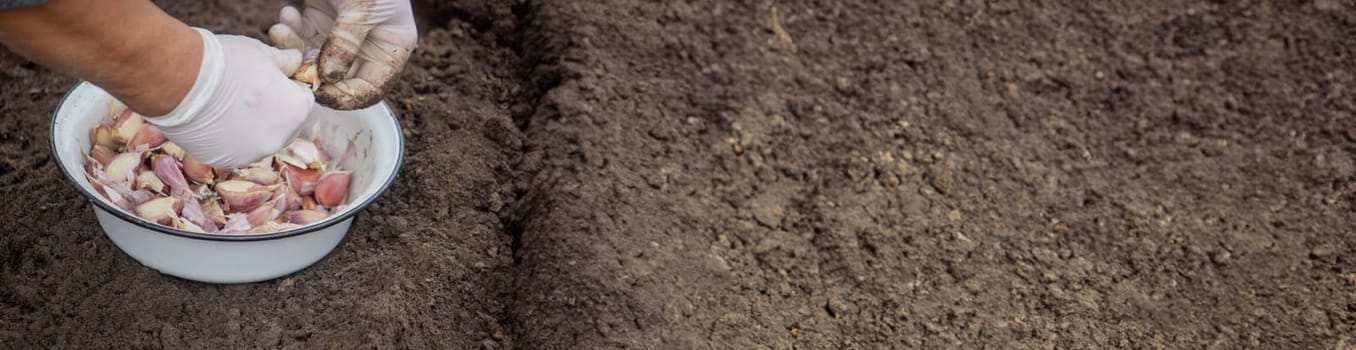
{"left": 81, "top": 102, "right": 352, "bottom": 234}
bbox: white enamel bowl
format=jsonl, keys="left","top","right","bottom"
{"left": 50, "top": 82, "right": 404, "bottom": 284}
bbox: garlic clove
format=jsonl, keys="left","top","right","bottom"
{"left": 160, "top": 142, "right": 186, "bottom": 160}
{"left": 151, "top": 155, "right": 192, "bottom": 196}
{"left": 216, "top": 180, "right": 275, "bottom": 213}
{"left": 85, "top": 171, "right": 131, "bottom": 210}
{"left": 235, "top": 166, "right": 280, "bottom": 185}
{"left": 181, "top": 155, "right": 215, "bottom": 184}
{"left": 177, "top": 193, "right": 218, "bottom": 233}
{"left": 289, "top": 139, "right": 325, "bottom": 169}
{"left": 281, "top": 165, "right": 322, "bottom": 195}
{"left": 276, "top": 139, "right": 328, "bottom": 170}
{"left": 105, "top": 151, "right": 144, "bottom": 185}
{"left": 90, "top": 145, "right": 116, "bottom": 166}
{"left": 250, "top": 221, "right": 301, "bottom": 234}
{"left": 283, "top": 209, "right": 328, "bottom": 225}
{"left": 135, "top": 170, "right": 166, "bottom": 193}
{"left": 134, "top": 197, "right": 179, "bottom": 225}
{"left": 127, "top": 189, "right": 157, "bottom": 207}
{"left": 313, "top": 171, "right": 352, "bottom": 208}
{"left": 174, "top": 217, "right": 206, "bottom": 233}
{"left": 274, "top": 185, "right": 302, "bottom": 212}
{"left": 90, "top": 125, "right": 117, "bottom": 150}
{"left": 202, "top": 199, "right": 228, "bottom": 225}
{"left": 246, "top": 199, "right": 281, "bottom": 226}
{"left": 126, "top": 124, "right": 166, "bottom": 151}
{"left": 302, "top": 196, "right": 318, "bottom": 211}
{"left": 112, "top": 112, "right": 145, "bottom": 144}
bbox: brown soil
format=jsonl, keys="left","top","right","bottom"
{"left": 3, "top": 0, "right": 1355, "bottom": 348}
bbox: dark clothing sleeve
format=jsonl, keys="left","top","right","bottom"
{"left": 0, "top": 0, "right": 46, "bottom": 10}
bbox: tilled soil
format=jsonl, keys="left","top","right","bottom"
{"left": 3, "top": 0, "right": 1355, "bottom": 348}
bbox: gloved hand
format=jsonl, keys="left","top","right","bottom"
{"left": 144, "top": 28, "right": 314, "bottom": 168}
{"left": 267, "top": 0, "right": 417, "bottom": 110}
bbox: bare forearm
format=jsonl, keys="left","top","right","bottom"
{"left": 0, "top": 0, "right": 199, "bottom": 115}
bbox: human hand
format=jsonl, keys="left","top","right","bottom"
{"left": 144, "top": 28, "right": 314, "bottom": 168}
{"left": 267, "top": 0, "right": 417, "bottom": 110}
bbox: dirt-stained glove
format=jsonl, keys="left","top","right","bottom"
{"left": 267, "top": 0, "right": 417, "bottom": 110}
{"left": 144, "top": 28, "right": 313, "bottom": 168}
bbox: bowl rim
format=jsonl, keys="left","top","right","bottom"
{"left": 50, "top": 81, "right": 405, "bottom": 242}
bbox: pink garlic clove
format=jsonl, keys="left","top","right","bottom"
{"left": 127, "top": 189, "right": 157, "bottom": 207}
{"left": 174, "top": 218, "right": 206, "bottom": 233}
{"left": 283, "top": 209, "right": 328, "bottom": 225}
{"left": 281, "top": 165, "right": 322, "bottom": 195}
{"left": 135, "top": 170, "right": 165, "bottom": 193}
{"left": 246, "top": 200, "right": 281, "bottom": 226}
{"left": 235, "top": 166, "right": 280, "bottom": 185}
{"left": 181, "top": 155, "right": 215, "bottom": 184}
{"left": 274, "top": 185, "right": 302, "bottom": 212}
{"left": 250, "top": 221, "right": 301, "bottom": 234}
{"left": 112, "top": 112, "right": 145, "bottom": 144}
{"left": 126, "top": 124, "right": 166, "bottom": 151}
{"left": 84, "top": 171, "right": 131, "bottom": 210}
{"left": 105, "top": 151, "right": 145, "bottom": 185}
{"left": 90, "top": 125, "right": 116, "bottom": 150}
{"left": 151, "top": 155, "right": 192, "bottom": 196}
{"left": 177, "top": 193, "right": 218, "bottom": 233}
{"left": 90, "top": 145, "right": 116, "bottom": 166}
{"left": 201, "top": 199, "right": 228, "bottom": 225}
{"left": 82, "top": 154, "right": 103, "bottom": 175}
{"left": 277, "top": 139, "right": 326, "bottom": 170}
{"left": 215, "top": 180, "right": 275, "bottom": 213}
{"left": 134, "top": 197, "right": 179, "bottom": 225}
{"left": 313, "top": 171, "right": 352, "bottom": 208}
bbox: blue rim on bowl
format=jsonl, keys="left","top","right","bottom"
{"left": 50, "top": 81, "right": 405, "bottom": 242}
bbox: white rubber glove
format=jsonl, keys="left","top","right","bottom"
{"left": 144, "top": 28, "right": 314, "bottom": 168}
{"left": 267, "top": 0, "right": 417, "bottom": 110}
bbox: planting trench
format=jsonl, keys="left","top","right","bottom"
{"left": 4, "top": 0, "right": 1356, "bottom": 348}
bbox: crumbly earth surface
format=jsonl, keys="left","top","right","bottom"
{"left": 2, "top": 0, "right": 1354, "bottom": 348}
